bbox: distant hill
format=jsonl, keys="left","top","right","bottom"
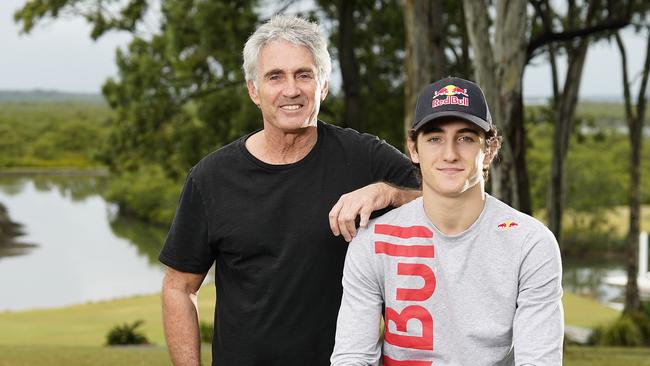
{"left": 0, "top": 90, "right": 105, "bottom": 104}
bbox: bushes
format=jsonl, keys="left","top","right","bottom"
{"left": 106, "top": 320, "right": 150, "bottom": 346}
{"left": 199, "top": 321, "right": 213, "bottom": 343}
{"left": 104, "top": 164, "right": 182, "bottom": 226}
{"left": 590, "top": 308, "right": 650, "bottom": 346}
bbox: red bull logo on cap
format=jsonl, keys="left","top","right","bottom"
{"left": 432, "top": 84, "right": 469, "bottom": 108}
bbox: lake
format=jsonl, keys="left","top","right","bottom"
{"left": 0, "top": 175, "right": 170, "bottom": 312}
{"left": 0, "top": 174, "right": 627, "bottom": 312}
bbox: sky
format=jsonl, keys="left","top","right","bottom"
{"left": 1, "top": 0, "right": 647, "bottom": 100}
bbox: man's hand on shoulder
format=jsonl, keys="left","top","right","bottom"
{"left": 329, "top": 182, "right": 420, "bottom": 242}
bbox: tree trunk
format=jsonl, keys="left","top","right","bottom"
{"left": 547, "top": 40, "right": 589, "bottom": 243}
{"left": 463, "top": 0, "right": 528, "bottom": 209}
{"left": 403, "top": 0, "right": 438, "bottom": 145}
{"left": 338, "top": 0, "right": 361, "bottom": 130}
{"left": 616, "top": 31, "right": 650, "bottom": 314}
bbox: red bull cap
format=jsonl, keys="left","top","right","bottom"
{"left": 412, "top": 76, "right": 493, "bottom": 132}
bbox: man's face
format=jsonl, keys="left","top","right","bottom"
{"left": 246, "top": 40, "right": 328, "bottom": 133}
{"left": 407, "top": 119, "right": 493, "bottom": 198}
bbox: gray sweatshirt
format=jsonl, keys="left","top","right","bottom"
{"left": 331, "top": 195, "right": 563, "bottom": 366}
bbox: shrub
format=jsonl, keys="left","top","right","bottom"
{"left": 104, "top": 165, "right": 181, "bottom": 226}
{"left": 200, "top": 321, "right": 213, "bottom": 343}
{"left": 106, "top": 319, "right": 150, "bottom": 346}
{"left": 590, "top": 313, "right": 650, "bottom": 347}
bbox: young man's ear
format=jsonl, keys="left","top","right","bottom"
{"left": 483, "top": 137, "right": 500, "bottom": 167}
{"left": 407, "top": 138, "right": 419, "bottom": 164}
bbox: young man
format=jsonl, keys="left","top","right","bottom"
{"left": 331, "top": 77, "right": 564, "bottom": 366}
{"left": 159, "top": 16, "right": 420, "bottom": 366}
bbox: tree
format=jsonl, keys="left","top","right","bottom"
{"left": 615, "top": 26, "right": 650, "bottom": 314}
{"left": 463, "top": 0, "right": 529, "bottom": 210}
{"left": 316, "top": 0, "right": 408, "bottom": 146}
{"left": 530, "top": 0, "right": 635, "bottom": 243}
{"left": 462, "top": 0, "right": 638, "bottom": 218}
{"left": 16, "top": 0, "right": 260, "bottom": 180}
{"left": 402, "top": 1, "right": 469, "bottom": 148}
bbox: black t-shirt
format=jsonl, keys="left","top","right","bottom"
{"left": 159, "top": 121, "right": 419, "bottom": 366}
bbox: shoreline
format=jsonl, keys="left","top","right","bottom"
{"left": 0, "top": 167, "right": 110, "bottom": 177}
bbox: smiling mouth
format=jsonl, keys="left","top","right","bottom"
{"left": 280, "top": 104, "right": 303, "bottom": 111}
{"left": 438, "top": 168, "right": 463, "bottom": 174}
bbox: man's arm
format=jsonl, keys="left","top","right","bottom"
{"left": 513, "top": 228, "right": 564, "bottom": 365}
{"left": 162, "top": 267, "right": 208, "bottom": 366}
{"left": 331, "top": 232, "right": 384, "bottom": 366}
{"left": 329, "top": 182, "right": 421, "bottom": 242}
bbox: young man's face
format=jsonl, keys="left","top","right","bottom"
{"left": 246, "top": 40, "right": 328, "bottom": 134}
{"left": 407, "top": 119, "right": 493, "bottom": 198}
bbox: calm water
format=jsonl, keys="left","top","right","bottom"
{"left": 0, "top": 175, "right": 169, "bottom": 312}
{"left": 0, "top": 175, "right": 627, "bottom": 311}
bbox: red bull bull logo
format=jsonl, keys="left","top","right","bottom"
{"left": 432, "top": 84, "right": 469, "bottom": 108}
{"left": 497, "top": 220, "right": 519, "bottom": 230}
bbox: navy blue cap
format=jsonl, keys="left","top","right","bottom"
{"left": 412, "top": 76, "right": 493, "bottom": 132}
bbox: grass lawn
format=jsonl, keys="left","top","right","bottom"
{"left": 0, "top": 285, "right": 217, "bottom": 346}
{"left": 0, "top": 286, "right": 642, "bottom": 365}
{"left": 0, "top": 345, "right": 212, "bottom": 366}
{"left": 563, "top": 292, "right": 619, "bottom": 328}
{"left": 565, "top": 346, "right": 650, "bottom": 366}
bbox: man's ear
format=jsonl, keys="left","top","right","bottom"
{"left": 320, "top": 79, "right": 329, "bottom": 101}
{"left": 247, "top": 80, "right": 260, "bottom": 106}
{"left": 407, "top": 138, "right": 419, "bottom": 164}
{"left": 483, "top": 137, "right": 499, "bottom": 167}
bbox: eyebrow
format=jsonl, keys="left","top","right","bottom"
{"left": 263, "top": 67, "right": 314, "bottom": 79}
{"left": 424, "top": 126, "right": 481, "bottom": 135}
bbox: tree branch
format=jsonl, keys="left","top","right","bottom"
{"left": 616, "top": 32, "right": 635, "bottom": 125}
{"left": 527, "top": 18, "right": 630, "bottom": 60}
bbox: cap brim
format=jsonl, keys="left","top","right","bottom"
{"left": 413, "top": 111, "right": 491, "bottom": 132}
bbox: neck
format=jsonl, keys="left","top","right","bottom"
{"left": 246, "top": 125, "right": 318, "bottom": 164}
{"left": 422, "top": 184, "right": 486, "bottom": 236}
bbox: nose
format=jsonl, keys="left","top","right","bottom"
{"left": 282, "top": 79, "right": 301, "bottom": 98}
{"left": 442, "top": 140, "right": 459, "bottom": 162}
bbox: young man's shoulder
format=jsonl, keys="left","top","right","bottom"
{"left": 352, "top": 198, "right": 425, "bottom": 245}
{"left": 486, "top": 195, "right": 556, "bottom": 244}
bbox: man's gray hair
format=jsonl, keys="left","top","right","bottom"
{"left": 242, "top": 15, "right": 332, "bottom": 87}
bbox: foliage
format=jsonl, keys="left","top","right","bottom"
{"left": 105, "top": 164, "right": 182, "bottom": 226}
{"left": 105, "top": 319, "right": 150, "bottom": 346}
{"left": 0, "top": 102, "right": 111, "bottom": 168}
{"left": 589, "top": 313, "right": 650, "bottom": 347}
{"left": 199, "top": 321, "right": 213, "bottom": 343}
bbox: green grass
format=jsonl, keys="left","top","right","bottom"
{"left": 0, "top": 286, "right": 640, "bottom": 365}
{"left": 0, "top": 345, "right": 212, "bottom": 366}
{"left": 563, "top": 292, "right": 620, "bottom": 328}
{"left": 564, "top": 346, "right": 650, "bottom": 365}
{"left": 0, "top": 285, "right": 217, "bottom": 346}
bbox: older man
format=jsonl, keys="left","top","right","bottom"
{"left": 159, "top": 15, "right": 420, "bottom": 366}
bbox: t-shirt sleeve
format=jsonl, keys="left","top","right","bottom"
{"left": 331, "top": 229, "right": 383, "bottom": 366}
{"left": 158, "top": 171, "right": 214, "bottom": 274}
{"left": 513, "top": 227, "right": 564, "bottom": 365}
{"left": 367, "top": 135, "right": 420, "bottom": 189}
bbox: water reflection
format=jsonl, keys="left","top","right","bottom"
{"left": 562, "top": 259, "right": 625, "bottom": 306}
{"left": 0, "top": 202, "right": 36, "bottom": 258}
{"left": 0, "top": 175, "right": 168, "bottom": 311}
{"left": 109, "top": 214, "right": 168, "bottom": 266}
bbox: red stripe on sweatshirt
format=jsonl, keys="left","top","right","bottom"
{"left": 374, "top": 224, "right": 433, "bottom": 239}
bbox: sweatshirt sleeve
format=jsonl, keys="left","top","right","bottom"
{"left": 331, "top": 229, "right": 384, "bottom": 366}
{"left": 513, "top": 226, "right": 564, "bottom": 366}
